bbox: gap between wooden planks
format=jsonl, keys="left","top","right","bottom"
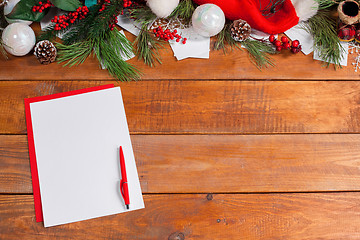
{"left": 1, "top": 193, "right": 360, "bottom": 239}
{"left": 1, "top": 134, "right": 360, "bottom": 194}
{"left": 1, "top": 80, "right": 360, "bottom": 134}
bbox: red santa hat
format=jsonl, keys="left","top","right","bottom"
{"left": 192, "top": 0, "right": 319, "bottom": 34}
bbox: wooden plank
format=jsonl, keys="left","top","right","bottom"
{"left": 0, "top": 81, "right": 360, "bottom": 134}
{"left": 2, "top": 134, "right": 360, "bottom": 194}
{"left": 0, "top": 24, "right": 359, "bottom": 81}
{"left": 1, "top": 193, "right": 360, "bottom": 239}
{"left": 1, "top": 80, "right": 360, "bottom": 134}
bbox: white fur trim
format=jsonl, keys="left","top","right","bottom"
{"left": 146, "top": 0, "right": 179, "bottom": 18}
{"left": 290, "top": 0, "right": 319, "bottom": 22}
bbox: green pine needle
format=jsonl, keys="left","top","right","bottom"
{"left": 214, "top": 22, "right": 275, "bottom": 69}
{"left": 169, "top": 0, "right": 196, "bottom": 24}
{"left": 56, "top": 41, "right": 93, "bottom": 67}
{"left": 95, "top": 30, "right": 141, "bottom": 81}
{"left": 57, "top": 30, "right": 141, "bottom": 82}
{"left": 315, "top": 0, "right": 340, "bottom": 9}
{"left": 214, "top": 22, "right": 241, "bottom": 54}
{"left": 134, "top": 25, "right": 163, "bottom": 67}
{"left": 128, "top": 4, "right": 156, "bottom": 26}
{"left": 241, "top": 39, "right": 276, "bottom": 69}
{"left": 303, "top": 9, "right": 343, "bottom": 68}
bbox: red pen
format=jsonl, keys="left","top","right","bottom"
{"left": 119, "top": 146, "right": 130, "bottom": 209}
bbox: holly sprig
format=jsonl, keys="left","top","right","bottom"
{"left": 6, "top": 0, "right": 82, "bottom": 22}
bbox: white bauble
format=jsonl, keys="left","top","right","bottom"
{"left": 192, "top": 4, "right": 225, "bottom": 37}
{"left": 146, "top": 0, "right": 179, "bottom": 18}
{"left": 2, "top": 23, "right": 36, "bottom": 56}
{"left": 4, "top": 0, "right": 33, "bottom": 25}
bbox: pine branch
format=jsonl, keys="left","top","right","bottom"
{"left": 241, "top": 39, "right": 276, "bottom": 69}
{"left": 168, "top": 0, "right": 195, "bottom": 24}
{"left": 60, "top": 5, "right": 100, "bottom": 45}
{"left": 38, "top": 4, "right": 101, "bottom": 42}
{"left": 213, "top": 22, "right": 241, "bottom": 54}
{"left": 57, "top": 29, "right": 141, "bottom": 81}
{"left": 37, "top": 24, "right": 59, "bottom": 42}
{"left": 134, "top": 25, "right": 163, "bottom": 67}
{"left": 94, "top": 30, "right": 141, "bottom": 81}
{"left": 87, "top": 0, "right": 123, "bottom": 39}
{"left": 315, "top": 0, "right": 340, "bottom": 9}
{"left": 304, "top": 9, "right": 343, "bottom": 68}
{"left": 128, "top": 4, "right": 156, "bottom": 26}
{"left": 56, "top": 40, "right": 93, "bottom": 67}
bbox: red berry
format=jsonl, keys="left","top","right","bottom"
{"left": 276, "top": 46, "right": 282, "bottom": 51}
{"left": 281, "top": 36, "right": 288, "bottom": 43}
{"left": 282, "top": 42, "right": 290, "bottom": 49}
{"left": 292, "top": 40, "right": 299, "bottom": 48}
{"left": 269, "top": 35, "right": 275, "bottom": 43}
{"left": 274, "top": 40, "right": 281, "bottom": 47}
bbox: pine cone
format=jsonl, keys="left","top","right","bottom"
{"left": 149, "top": 18, "right": 185, "bottom": 31}
{"left": 34, "top": 40, "right": 57, "bottom": 65}
{"left": 230, "top": 19, "right": 251, "bottom": 42}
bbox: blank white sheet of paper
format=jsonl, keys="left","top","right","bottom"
{"left": 30, "top": 87, "right": 144, "bottom": 227}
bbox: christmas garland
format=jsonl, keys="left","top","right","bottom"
{"left": 0, "top": 0, "right": 355, "bottom": 80}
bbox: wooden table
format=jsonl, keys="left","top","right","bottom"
{"left": 1, "top": 28, "right": 360, "bottom": 239}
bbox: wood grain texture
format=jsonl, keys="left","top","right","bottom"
{"left": 1, "top": 80, "right": 360, "bottom": 134}
{"left": 2, "top": 134, "right": 360, "bottom": 194}
{"left": 0, "top": 24, "right": 359, "bottom": 81}
{"left": 1, "top": 193, "right": 360, "bottom": 239}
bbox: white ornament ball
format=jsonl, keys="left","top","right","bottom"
{"left": 4, "top": 0, "right": 33, "bottom": 25}
{"left": 146, "top": 0, "right": 179, "bottom": 18}
{"left": 192, "top": 4, "right": 225, "bottom": 37}
{"left": 2, "top": 23, "right": 36, "bottom": 56}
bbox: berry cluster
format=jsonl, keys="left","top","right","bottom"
{"left": 32, "top": 0, "right": 53, "bottom": 13}
{"left": 99, "top": 0, "right": 110, "bottom": 12}
{"left": 123, "top": 0, "right": 133, "bottom": 8}
{"left": 153, "top": 27, "right": 186, "bottom": 44}
{"left": 269, "top": 35, "right": 302, "bottom": 54}
{"left": 51, "top": 6, "right": 89, "bottom": 31}
{"left": 108, "top": 14, "right": 119, "bottom": 30}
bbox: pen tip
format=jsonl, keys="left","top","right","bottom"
{"left": 126, "top": 204, "right": 129, "bottom": 210}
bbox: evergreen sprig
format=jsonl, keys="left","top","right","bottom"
{"left": 168, "top": 0, "right": 196, "bottom": 24}
{"left": 213, "top": 22, "right": 241, "bottom": 53}
{"left": 53, "top": 1, "right": 141, "bottom": 81}
{"left": 315, "top": 0, "right": 340, "bottom": 9}
{"left": 56, "top": 40, "right": 93, "bottom": 67}
{"left": 134, "top": 25, "right": 163, "bottom": 67}
{"left": 128, "top": 4, "right": 156, "bottom": 26}
{"left": 241, "top": 39, "right": 276, "bottom": 69}
{"left": 94, "top": 30, "right": 141, "bottom": 81}
{"left": 214, "top": 22, "right": 275, "bottom": 69}
{"left": 57, "top": 30, "right": 141, "bottom": 81}
{"left": 304, "top": 9, "right": 343, "bottom": 68}
{"left": 37, "top": 4, "right": 102, "bottom": 42}
{"left": 87, "top": 1, "right": 123, "bottom": 39}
